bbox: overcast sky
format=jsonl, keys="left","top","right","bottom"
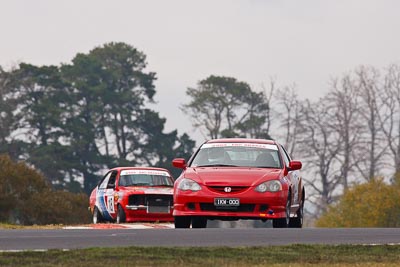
{"left": 1, "top": 0, "right": 400, "bottom": 144}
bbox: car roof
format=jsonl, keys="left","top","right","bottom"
{"left": 205, "top": 138, "right": 277, "bottom": 145}
{"left": 109, "top": 166, "right": 171, "bottom": 173}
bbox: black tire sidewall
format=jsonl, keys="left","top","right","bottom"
{"left": 174, "top": 216, "right": 191, "bottom": 228}
{"left": 116, "top": 205, "right": 126, "bottom": 224}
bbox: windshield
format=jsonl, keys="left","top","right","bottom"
{"left": 118, "top": 171, "right": 173, "bottom": 187}
{"left": 190, "top": 143, "right": 282, "bottom": 168}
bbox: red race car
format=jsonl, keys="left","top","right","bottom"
{"left": 89, "top": 167, "right": 174, "bottom": 223}
{"left": 172, "top": 138, "right": 304, "bottom": 228}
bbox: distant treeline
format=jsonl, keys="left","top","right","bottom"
{"left": 0, "top": 42, "right": 195, "bottom": 194}
{"left": 1, "top": 42, "right": 400, "bottom": 222}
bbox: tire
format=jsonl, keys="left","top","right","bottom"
{"left": 273, "top": 195, "right": 291, "bottom": 228}
{"left": 174, "top": 216, "right": 191, "bottom": 228}
{"left": 290, "top": 192, "right": 305, "bottom": 228}
{"left": 116, "top": 205, "right": 126, "bottom": 224}
{"left": 93, "top": 206, "right": 103, "bottom": 224}
{"left": 192, "top": 217, "right": 207, "bottom": 228}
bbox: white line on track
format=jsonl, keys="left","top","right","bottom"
{"left": 63, "top": 223, "right": 174, "bottom": 230}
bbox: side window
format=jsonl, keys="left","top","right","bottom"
{"left": 280, "top": 145, "right": 291, "bottom": 167}
{"left": 107, "top": 171, "right": 118, "bottom": 188}
{"left": 99, "top": 172, "right": 112, "bottom": 189}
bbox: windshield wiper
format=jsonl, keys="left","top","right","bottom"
{"left": 255, "top": 166, "right": 277, "bottom": 169}
{"left": 130, "top": 183, "right": 151, "bottom": 186}
{"left": 197, "top": 164, "right": 238, "bottom": 167}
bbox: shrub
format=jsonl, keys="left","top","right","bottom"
{"left": 316, "top": 177, "right": 400, "bottom": 227}
{"left": 0, "top": 154, "right": 90, "bottom": 225}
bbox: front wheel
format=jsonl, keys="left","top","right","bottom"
{"left": 116, "top": 205, "right": 126, "bottom": 224}
{"left": 192, "top": 217, "right": 207, "bottom": 228}
{"left": 289, "top": 192, "right": 304, "bottom": 228}
{"left": 93, "top": 206, "right": 103, "bottom": 224}
{"left": 273, "top": 195, "right": 291, "bottom": 228}
{"left": 174, "top": 216, "right": 191, "bottom": 228}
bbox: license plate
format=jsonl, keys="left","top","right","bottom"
{"left": 147, "top": 206, "right": 170, "bottom": 213}
{"left": 214, "top": 198, "right": 240, "bottom": 207}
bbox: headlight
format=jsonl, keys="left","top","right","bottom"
{"left": 255, "top": 180, "right": 282, "bottom": 193}
{"left": 177, "top": 178, "right": 202, "bottom": 192}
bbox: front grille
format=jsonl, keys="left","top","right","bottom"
{"left": 128, "top": 194, "right": 173, "bottom": 207}
{"left": 200, "top": 203, "right": 255, "bottom": 212}
{"left": 207, "top": 186, "right": 249, "bottom": 194}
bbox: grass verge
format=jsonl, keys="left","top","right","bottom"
{"left": 0, "top": 245, "right": 400, "bottom": 266}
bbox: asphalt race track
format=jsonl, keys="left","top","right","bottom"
{"left": 1, "top": 228, "right": 400, "bottom": 251}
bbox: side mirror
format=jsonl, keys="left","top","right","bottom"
{"left": 172, "top": 158, "right": 187, "bottom": 169}
{"left": 289, "top": 161, "right": 302, "bottom": 171}
{"left": 107, "top": 183, "right": 115, "bottom": 189}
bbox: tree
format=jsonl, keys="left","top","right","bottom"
{"left": 298, "top": 99, "right": 343, "bottom": 216}
{"left": 234, "top": 90, "right": 271, "bottom": 139}
{"left": 134, "top": 109, "right": 195, "bottom": 178}
{"left": 355, "top": 66, "right": 387, "bottom": 181}
{"left": 273, "top": 84, "right": 302, "bottom": 156}
{"left": 0, "top": 67, "right": 16, "bottom": 155}
{"left": 64, "top": 42, "right": 156, "bottom": 161}
{"left": 61, "top": 42, "right": 194, "bottom": 191}
{"left": 325, "top": 74, "right": 362, "bottom": 190}
{"left": 0, "top": 64, "right": 74, "bottom": 186}
{"left": 380, "top": 64, "right": 400, "bottom": 174}
{"left": 5, "top": 63, "right": 65, "bottom": 146}
{"left": 183, "top": 75, "right": 271, "bottom": 139}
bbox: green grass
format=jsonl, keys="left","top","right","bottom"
{"left": 1, "top": 245, "right": 400, "bottom": 266}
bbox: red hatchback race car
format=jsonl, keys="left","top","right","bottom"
{"left": 89, "top": 167, "right": 175, "bottom": 224}
{"left": 172, "top": 138, "right": 304, "bottom": 228}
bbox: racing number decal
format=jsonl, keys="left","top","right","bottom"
{"left": 107, "top": 195, "right": 115, "bottom": 213}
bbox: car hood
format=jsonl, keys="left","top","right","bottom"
{"left": 118, "top": 186, "right": 173, "bottom": 195}
{"left": 184, "top": 167, "right": 283, "bottom": 187}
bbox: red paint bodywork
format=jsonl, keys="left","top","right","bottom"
{"left": 173, "top": 138, "right": 304, "bottom": 222}
{"left": 89, "top": 167, "right": 174, "bottom": 223}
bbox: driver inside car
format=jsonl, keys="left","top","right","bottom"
{"left": 207, "top": 148, "right": 232, "bottom": 164}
